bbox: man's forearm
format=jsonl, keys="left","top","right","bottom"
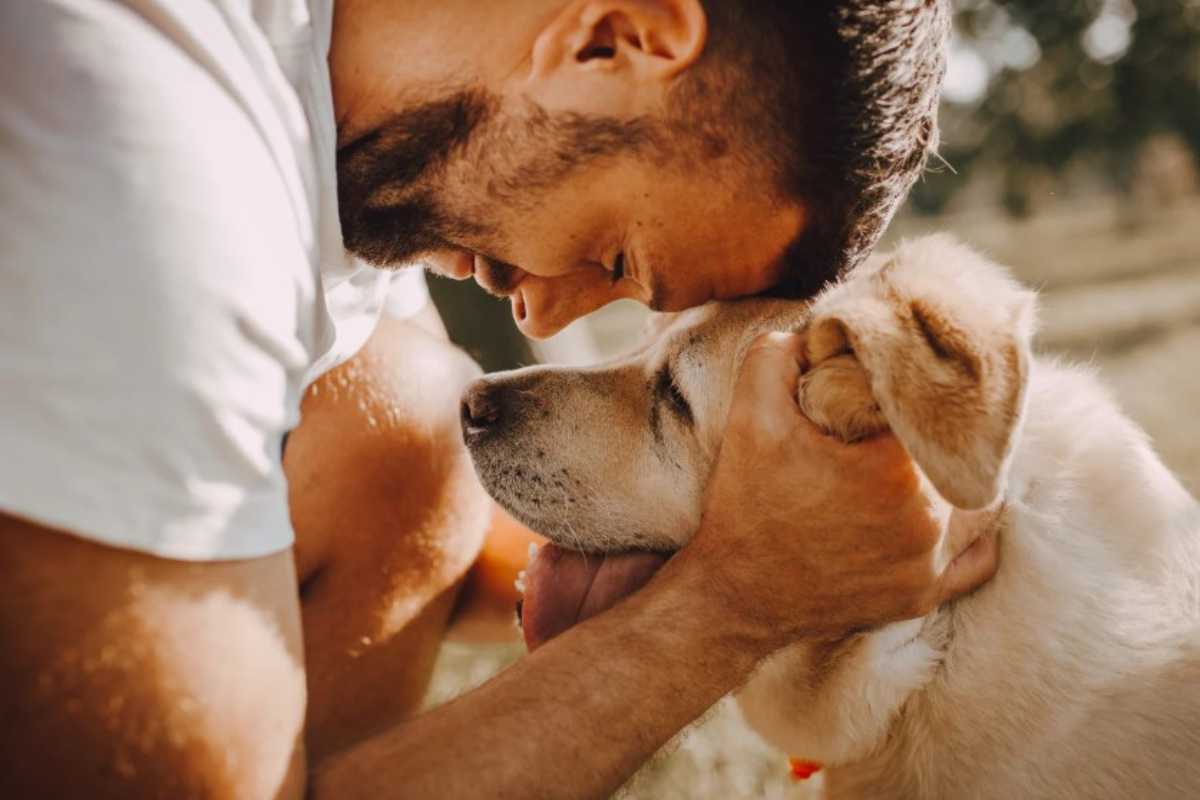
{"left": 311, "top": 550, "right": 765, "bottom": 800}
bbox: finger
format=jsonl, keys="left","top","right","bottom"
{"left": 934, "top": 526, "right": 999, "bottom": 605}
{"left": 733, "top": 332, "right": 805, "bottom": 419}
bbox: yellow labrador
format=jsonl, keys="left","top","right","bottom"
{"left": 462, "top": 235, "right": 1200, "bottom": 799}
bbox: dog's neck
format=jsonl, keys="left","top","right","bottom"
{"left": 736, "top": 611, "right": 946, "bottom": 768}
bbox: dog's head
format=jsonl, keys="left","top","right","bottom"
{"left": 461, "top": 299, "right": 802, "bottom": 552}
{"left": 462, "top": 235, "right": 1036, "bottom": 554}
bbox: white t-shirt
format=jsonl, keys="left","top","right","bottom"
{"left": 0, "top": 0, "right": 429, "bottom": 559}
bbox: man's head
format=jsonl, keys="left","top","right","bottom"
{"left": 332, "top": 0, "right": 949, "bottom": 337}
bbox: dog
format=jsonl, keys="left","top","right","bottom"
{"left": 461, "top": 234, "right": 1200, "bottom": 799}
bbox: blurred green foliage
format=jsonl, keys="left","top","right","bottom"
{"left": 911, "top": 0, "right": 1200, "bottom": 216}
{"left": 428, "top": 274, "right": 536, "bottom": 373}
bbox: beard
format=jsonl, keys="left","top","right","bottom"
{"left": 335, "top": 87, "right": 655, "bottom": 270}
{"left": 335, "top": 89, "right": 495, "bottom": 268}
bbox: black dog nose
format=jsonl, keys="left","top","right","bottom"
{"left": 461, "top": 379, "right": 504, "bottom": 440}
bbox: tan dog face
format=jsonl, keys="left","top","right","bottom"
{"left": 462, "top": 235, "right": 1037, "bottom": 553}
{"left": 462, "top": 299, "right": 810, "bottom": 552}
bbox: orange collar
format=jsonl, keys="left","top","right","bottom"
{"left": 789, "top": 758, "right": 823, "bottom": 781}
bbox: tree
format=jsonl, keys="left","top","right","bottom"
{"left": 910, "top": 0, "right": 1200, "bottom": 216}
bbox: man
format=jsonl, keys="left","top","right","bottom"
{"left": 0, "top": 1, "right": 995, "bottom": 797}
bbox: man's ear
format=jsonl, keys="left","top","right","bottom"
{"left": 527, "top": 0, "right": 706, "bottom": 113}
{"left": 804, "top": 235, "right": 1037, "bottom": 510}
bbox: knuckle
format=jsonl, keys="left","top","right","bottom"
{"left": 740, "top": 334, "right": 801, "bottom": 374}
{"left": 748, "top": 331, "right": 798, "bottom": 352}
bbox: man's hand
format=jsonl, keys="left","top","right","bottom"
{"left": 686, "top": 332, "right": 1000, "bottom": 651}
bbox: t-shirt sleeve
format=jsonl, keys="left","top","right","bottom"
{"left": 0, "top": 3, "right": 313, "bottom": 559}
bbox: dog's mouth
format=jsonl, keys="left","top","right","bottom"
{"left": 520, "top": 543, "right": 671, "bottom": 651}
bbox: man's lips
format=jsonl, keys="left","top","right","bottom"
{"left": 520, "top": 543, "right": 669, "bottom": 651}
{"left": 423, "top": 249, "right": 475, "bottom": 280}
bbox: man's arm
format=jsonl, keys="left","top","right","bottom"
{"left": 315, "top": 548, "right": 761, "bottom": 799}
{"left": 0, "top": 513, "right": 309, "bottom": 799}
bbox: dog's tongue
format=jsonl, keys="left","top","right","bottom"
{"left": 522, "top": 543, "right": 667, "bottom": 651}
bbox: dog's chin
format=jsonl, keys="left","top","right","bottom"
{"left": 494, "top": 491, "right": 679, "bottom": 556}
{"left": 468, "top": 450, "right": 688, "bottom": 553}
{"left": 467, "top": 446, "right": 693, "bottom": 649}
{"left": 469, "top": 463, "right": 602, "bottom": 549}
{"left": 466, "top": 446, "right": 598, "bottom": 538}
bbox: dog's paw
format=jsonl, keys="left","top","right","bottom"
{"left": 797, "top": 353, "right": 888, "bottom": 442}
{"left": 796, "top": 310, "right": 888, "bottom": 443}
{"left": 797, "top": 235, "right": 1037, "bottom": 509}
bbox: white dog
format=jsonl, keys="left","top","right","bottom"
{"left": 463, "top": 235, "right": 1200, "bottom": 799}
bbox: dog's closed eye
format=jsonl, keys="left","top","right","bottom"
{"left": 654, "top": 365, "right": 693, "bottom": 426}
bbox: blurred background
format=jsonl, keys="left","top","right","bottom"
{"left": 430, "top": 2, "right": 1200, "bottom": 796}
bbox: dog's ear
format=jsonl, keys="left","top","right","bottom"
{"left": 803, "top": 235, "right": 1036, "bottom": 510}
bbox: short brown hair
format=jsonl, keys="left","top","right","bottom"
{"left": 670, "top": 1, "right": 950, "bottom": 297}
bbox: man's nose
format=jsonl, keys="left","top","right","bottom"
{"left": 516, "top": 271, "right": 632, "bottom": 339}
{"left": 460, "top": 379, "right": 507, "bottom": 442}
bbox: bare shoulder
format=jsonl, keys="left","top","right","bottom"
{"left": 0, "top": 513, "right": 307, "bottom": 800}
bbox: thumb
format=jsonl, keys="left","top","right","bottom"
{"left": 731, "top": 332, "right": 807, "bottom": 424}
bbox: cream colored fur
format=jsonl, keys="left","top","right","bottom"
{"left": 464, "top": 235, "right": 1200, "bottom": 799}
